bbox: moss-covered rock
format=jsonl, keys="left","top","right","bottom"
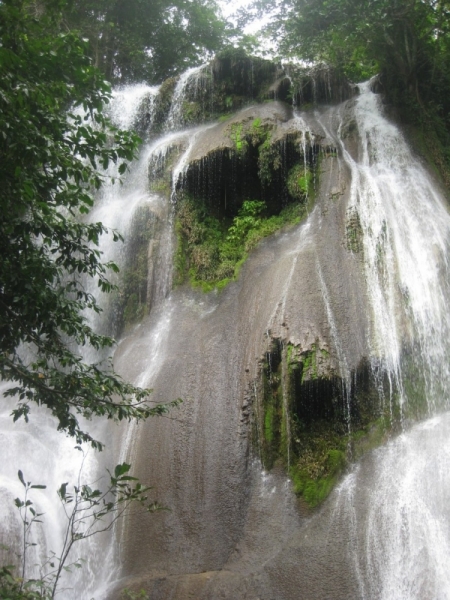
{"left": 174, "top": 196, "right": 309, "bottom": 291}
{"left": 147, "top": 52, "right": 354, "bottom": 135}
{"left": 151, "top": 77, "right": 177, "bottom": 133}
{"left": 255, "top": 339, "right": 402, "bottom": 508}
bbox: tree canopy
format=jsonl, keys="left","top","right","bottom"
{"left": 0, "top": 0, "right": 178, "bottom": 448}
{"left": 61, "top": 0, "right": 230, "bottom": 83}
{"left": 260, "top": 0, "right": 450, "bottom": 108}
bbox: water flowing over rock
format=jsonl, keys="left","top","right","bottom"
{"left": 2, "top": 57, "right": 450, "bottom": 600}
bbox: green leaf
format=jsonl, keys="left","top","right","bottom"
{"left": 58, "top": 482, "right": 68, "bottom": 500}
{"left": 114, "top": 463, "right": 131, "bottom": 478}
{"left": 18, "top": 470, "right": 26, "bottom": 487}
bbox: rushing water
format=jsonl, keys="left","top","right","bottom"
{"left": 308, "top": 81, "right": 450, "bottom": 599}
{"left": 345, "top": 82, "right": 450, "bottom": 415}
{"left": 349, "top": 413, "right": 450, "bottom": 599}
{"left": 2, "top": 71, "right": 450, "bottom": 599}
{"left": 0, "top": 84, "right": 164, "bottom": 599}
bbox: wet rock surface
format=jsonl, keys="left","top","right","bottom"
{"left": 108, "top": 96, "right": 374, "bottom": 599}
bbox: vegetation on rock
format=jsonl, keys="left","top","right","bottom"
{"left": 254, "top": 0, "right": 450, "bottom": 188}
{"left": 175, "top": 197, "right": 308, "bottom": 291}
{"left": 257, "top": 341, "right": 399, "bottom": 508}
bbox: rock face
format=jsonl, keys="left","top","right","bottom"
{"left": 107, "top": 69, "right": 386, "bottom": 597}
{"left": 105, "top": 56, "right": 449, "bottom": 599}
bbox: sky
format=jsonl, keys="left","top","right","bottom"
{"left": 218, "top": 0, "right": 276, "bottom": 51}
{"left": 218, "top": 0, "right": 251, "bottom": 19}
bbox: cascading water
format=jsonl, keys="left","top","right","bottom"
{"left": 0, "top": 83, "right": 167, "bottom": 599}
{"left": 165, "top": 65, "right": 211, "bottom": 132}
{"left": 347, "top": 82, "right": 450, "bottom": 415}
{"left": 3, "top": 61, "right": 450, "bottom": 600}
{"left": 334, "top": 413, "right": 450, "bottom": 599}
{"left": 326, "top": 82, "right": 450, "bottom": 598}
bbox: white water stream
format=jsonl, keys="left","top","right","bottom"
{"left": 344, "top": 82, "right": 450, "bottom": 414}
{"left": 0, "top": 84, "right": 174, "bottom": 599}
{"left": 320, "top": 81, "right": 450, "bottom": 599}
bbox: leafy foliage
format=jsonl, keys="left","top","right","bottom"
{"left": 2, "top": 464, "right": 162, "bottom": 599}
{"left": 62, "top": 0, "right": 230, "bottom": 83}
{"left": 0, "top": 0, "right": 179, "bottom": 448}
{"left": 0, "top": 566, "right": 41, "bottom": 600}
{"left": 260, "top": 0, "right": 450, "bottom": 109}
{"left": 175, "top": 198, "right": 308, "bottom": 291}
{"left": 248, "top": 0, "right": 450, "bottom": 185}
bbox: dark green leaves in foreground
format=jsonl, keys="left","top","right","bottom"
{"left": 0, "top": 0, "right": 179, "bottom": 448}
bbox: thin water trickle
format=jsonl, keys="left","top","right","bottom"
{"left": 316, "top": 258, "right": 353, "bottom": 433}
{"left": 0, "top": 84, "right": 168, "bottom": 600}
{"left": 330, "top": 82, "right": 450, "bottom": 598}
{"left": 293, "top": 113, "right": 316, "bottom": 200}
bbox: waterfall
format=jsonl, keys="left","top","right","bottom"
{"left": 3, "top": 64, "right": 450, "bottom": 600}
{"left": 165, "top": 65, "right": 209, "bottom": 131}
{"left": 304, "top": 81, "right": 450, "bottom": 600}
{"left": 339, "top": 413, "right": 450, "bottom": 599}
{"left": 343, "top": 82, "right": 450, "bottom": 416}
{"left": 109, "top": 84, "right": 160, "bottom": 131}
{"left": 0, "top": 84, "right": 164, "bottom": 599}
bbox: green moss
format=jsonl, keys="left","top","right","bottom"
{"left": 175, "top": 197, "right": 308, "bottom": 291}
{"left": 123, "top": 292, "right": 145, "bottom": 324}
{"left": 301, "top": 346, "right": 318, "bottom": 382}
{"left": 264, "top": 404, "right": 275, "bottom": 443}
{"left": 346, "top": 208, "right": 363, "bottom": 253}
{"left": 398, "top": 351, "right": 431, "bottom": 419}
{"left": 150, "top": 178, "right": 171, "bottom": 195}
{"left": 350, "top": 417, "right": 389, "bottom": 460}
{"left": 117, "top": 206, "right": 153, "bottom": 328}
{"left": 290, "top": 448, "right": 346, "bottom": 507}
{"left": 287, "top": 164, "right": 313, "bottom": 200}
{"left": 256, "top": 343, "right": 403, "bottom": 509}
{"left": 152, "top": 77, "right": 177, "bottom": 132}
{"left": 149, "top": 142, "right": 182, "bottom": 197}
{"left": 182, "top": 100, "right": 202, "bottom": 124}
{"left": 230, "top": 123, "right": 248, "bottom": 153}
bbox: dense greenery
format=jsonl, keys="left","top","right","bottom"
{"left": 262, "top": 0, "right": 450, "bottom": 97}
{"left": 260, "top": 343, "right": 392, "bottom": 508}
{"left": 249, "top": 0, "right": 450, "bottom": 184}
{"left": 61, "top": 0, "right": 229, "bottom": 83}
{"left": 0, "top": 0, "right": 179, "bottom": 449}
{"left": 175, "top": 198, "right": 309, "bottom": 291}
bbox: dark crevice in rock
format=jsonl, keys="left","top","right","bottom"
{"left": 254, "top": 337, "right": 398, "bottom": 507}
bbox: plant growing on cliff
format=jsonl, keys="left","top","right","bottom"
{"left": 0, "top": 0, "right": 179, "bottom": 450}
{"left": 175, "top": 197, "right": 308, "bottom": 290}
{"left": 287, "top": 165, "right": 313, "bottom": 199}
